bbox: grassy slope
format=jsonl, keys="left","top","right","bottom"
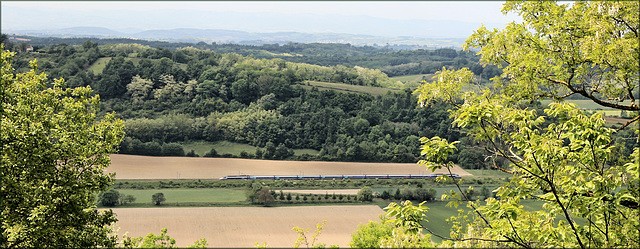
{"left": 87, "top": 56, "right": 187, "bottom": 74}
{"left": 392, "top": 73, "right": 435, "bottom": 83}
{"left": 88, "top": 57, "right": 111, "bottom": 74}
{"left": 181, "top": 140, "right": 319, "bottom": 157}
{"left": 302, "top": 81, "right": 401, "bottom": 96}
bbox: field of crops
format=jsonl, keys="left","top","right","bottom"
{"left": 105, "top": 154, "right": 477, "bottom": 247}
{"left": 107, "top": 154, "right": 472, "bottom": 180}
{"left": 110, "top": 205, "right": 384, "bottom": 247}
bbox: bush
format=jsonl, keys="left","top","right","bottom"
{"left": 185, "top": 149, "right": 199, "bottom": 157}
{"left": 161, "top": 143, "right": 185, "bottom": 156}
{"left": 142, "top": 141, "right": 162, "bottom": 156}
{"left": 98, "top": 189, "right": 120, "bottom": 207}
{"left": 357, "top": 186, "right": 373, "bottom": 202}
{"left": 152, "top": 193, "right": 166, "bottom": 205}
{"left": 381, "top": 190, "right": 391, "bottom": 200}
{"left": 203, "top": 148, "right": 219, "bottom": 157}
{"left": 119, "top": 194, "right": 136, "bottom": 205}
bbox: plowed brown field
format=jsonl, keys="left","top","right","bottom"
{"left": 110, "top": 205, "right": 384, "bottom": 248}
{"left": 107, "top": 154, "right": 471, "bottom": 179}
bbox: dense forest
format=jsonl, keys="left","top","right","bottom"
{"left": 4, "top": 35, "right": 502, "bottom": 78}
{"left": 3, "top": 35, "right": 635, "bottom": 168}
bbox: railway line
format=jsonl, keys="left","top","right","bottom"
{"left": 219, "top": 173, "right": 461, "bottom": 180}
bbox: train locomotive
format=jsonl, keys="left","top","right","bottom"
{"left": 219, "top": 173, "right": 461, "bottom": 180}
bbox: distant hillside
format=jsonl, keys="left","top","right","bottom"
{"left": 5, "top": 27, "right": 465, "bottom": 48}
{"left": 6, "top": 27, "right": 125, "bottom": 38}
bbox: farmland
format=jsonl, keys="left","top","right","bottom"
{"left": 116, "top": 189, "right": 246, "bottom": 205}
{"left": 106, "top": 154, "right": 472, "bottom": 180}
{"left": 105, "top": 154, "right": 481, "bottom": 247}
{"left": 109, "top": 206, "right": 385, "bottom": 248}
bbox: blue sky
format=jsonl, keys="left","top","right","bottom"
{"left": 2, "top": 1, "right": 521, "bottom": 38}
{"left": 3, "top": 1, "right": 517, "bottom": 23}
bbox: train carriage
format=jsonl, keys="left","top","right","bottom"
{"left": 219, "top": 173, "right": 461, "bottom": 180}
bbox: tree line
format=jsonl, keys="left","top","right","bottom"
{"left": 4, "top": 34, "right": 501, "bottom": 80}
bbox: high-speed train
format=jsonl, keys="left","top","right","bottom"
{"left": 218, "top": 173, "right": 461, "bottom": 180}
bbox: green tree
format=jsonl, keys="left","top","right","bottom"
{"left": 121, "top": 228, "right": 208, "bottom": 248}
{"left": 153, "top": 74, "right": 186, "bottom": 101}
{"left": 231, "top": 78, "right": 260, "bottom": 105}
{"left": 1, "top": 47, "right": 125, "bottom": 248}
{"left": 389, "top": 1, "right": 639, "bottom": 248}
{"left": 479, "top": 185, "right": 491, "bottom": 201}
{"left": 257, "top": 187, "right": 276, "bottom": 207}
{"left": 98, "top": 189, "right": 121, "bottom": 207}
{"left": 127, "top": 75, "right": 153, "bottom": 103}
{"left": 152, "top": 193, "right": 166, "bottom": 206}
{"left": 357, "top": 186, "right": 374, "bottom": 202}
{"left": 161, "top": 143, "right": 185, "bottom": 156}
{"left": 349, "top": 216, "right": 394, "bottom": 248}
{"left": 122, "top": 194, "right": 137, "bottom": 205}
{"left": 292, "top": 220, "right": 336, "bottom": 249}
{"left": 203, "top": 148, "right": 219, "bottom": 157}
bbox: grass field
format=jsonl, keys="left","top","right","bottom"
{"left": 117, "top": 188, "right": 246, "bottom": 204}
{"left": 391, "top": 73, "right": 435, "bottom": 83}
{"left": 282, "top": 189, "right": 361, "bottom": 195}
{"left": 419, "top": 199, "right": 551, "bottom": 243}
{"left": 302, "top": 81, "right": 400, "bottom": 96}
{"left": 88, "top": 57, "right": 111, "bottom": 74}
{"left": 88, "top": 57, "right": 187, "bottom": 74}
{"left": 294, "top": 148, "right": 321, "bottom": 156}
{"left": 180, "top": 140, "right": 319, "bottom": 157}
{"left": 464, "top": 169, "right": 511, "bottom": 179}
{"left": 109, "top": 205, "right": 384, "bottom": 247}
{"left": 181, "top": 140, "right": 257, "bottom": 157}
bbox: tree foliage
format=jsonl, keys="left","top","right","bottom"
{"left": 98, "top": 189, "right": 121, "bottom": 207}
{"left": 1, "top": 46, "right": 125, "bottom": 248}
{"left": 349, "top": 215, "right": 394, "bottom": 248}
{"left": 357, "top": 186, "right": 374, "bottom": 202}
{"left": 292, "top": 220, "right": 337, "bottom": 249}
{"left": 120, "top": 228, "right": 208, "bottom": 248}
{"left": 256, "top": 187, "right": 276, "bottom": 207}
{"left": 152, "top": 193, "right": 166, "bottom": 206}
{"left": 389, "top": 1, "right": 639, "bottom": 248}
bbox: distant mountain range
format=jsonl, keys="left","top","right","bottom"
{"left": 2, "top": 4, "right": 504, "bottom": 48}
{"left": 4, "top": 27, "right": 466, "bottom": 48}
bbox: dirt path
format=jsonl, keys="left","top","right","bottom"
{"left": 110, "top": 205, "right": 384, "bottom": 248}
{"left": 107, "top": 154, "right": 472, "bottom": 180}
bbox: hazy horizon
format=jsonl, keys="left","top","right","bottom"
{"left": 2, "top": 1, "right": 520, "bottom": 39}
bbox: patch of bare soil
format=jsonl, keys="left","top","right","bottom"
{"left": 110, "top": 205, "right": 384, "bottom": 248}
{"left": 107, "top": 154, "right": 472, "bottom": 180}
